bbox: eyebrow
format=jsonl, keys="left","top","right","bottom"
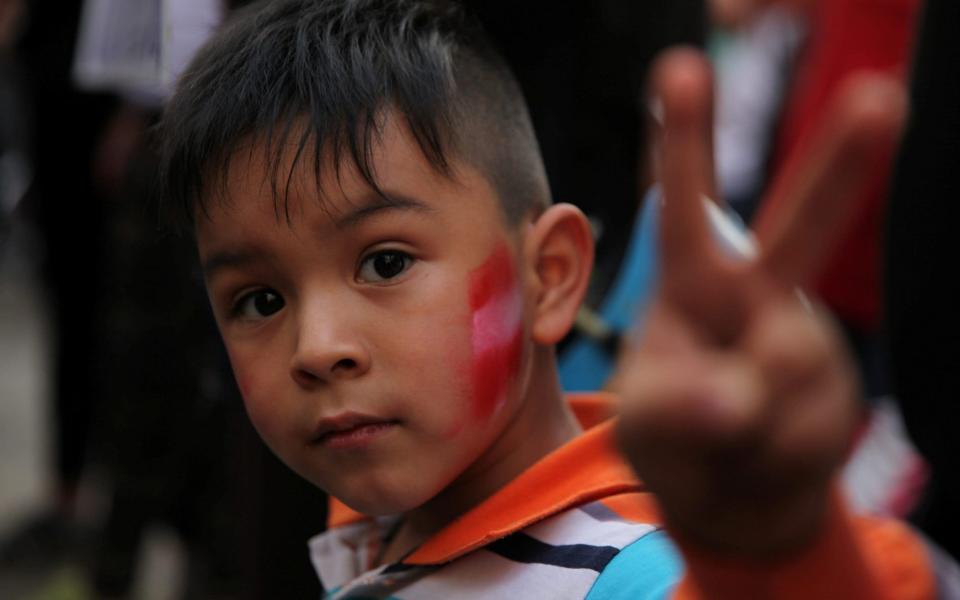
{"left": 334, "top": 193, "right": 433, "bottom": 229}
{"left": 201, "top": 249, "right": 262, "bottom": 280}
{"left": 202, "top": 194, "right": 433, "bottom": 279}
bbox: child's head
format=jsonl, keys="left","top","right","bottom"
{"left": 159, "top": 0, "right": 594, "bottom": 517}
{"left": 160, "top": 0, "right": 548, "bottom": 228}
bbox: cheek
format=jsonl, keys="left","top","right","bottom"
{"left": 236, "top": 371, "right": 255, "bottom": 400}
{"left": 467, "top": 242, "right": 524, "bottom": 421}
{"left": 228, "top": 347, "right": 287, "bottom": 439}
{"left": 227, "top": 345, "right": 262, "bottom": 402}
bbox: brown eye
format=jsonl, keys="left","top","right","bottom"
{"left": 235, "top": 289, "right": 285, "bottom": 319}
{"left": 358, "top": 250, "right": 413, "bottom": 283}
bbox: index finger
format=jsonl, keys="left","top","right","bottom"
{"left": 652, "top": 48, "right": 720, "bottom": 282}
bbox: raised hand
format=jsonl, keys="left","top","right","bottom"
{"left": 614, "top": 48, "right": 906, "bottom": 557}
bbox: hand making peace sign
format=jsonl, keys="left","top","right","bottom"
{"left": 615, "top": 48, "right": 907, "bottom": 558}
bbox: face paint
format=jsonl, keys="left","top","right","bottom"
{"left": 467, "top": 242, "right": 524, "bottom": 420}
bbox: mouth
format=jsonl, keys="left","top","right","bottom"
{"left": 311, "top": 412, "right": 400, "bottom": 449}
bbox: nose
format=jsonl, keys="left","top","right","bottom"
{"left": 289, "top": 300, "right": 371, "bottom": 387}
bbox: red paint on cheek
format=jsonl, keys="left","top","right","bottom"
{"left": 470, "top": 328, "right": 523, "bottom": 420}
{"left": 467, "top": 242, "right": 524, "bottom": 420}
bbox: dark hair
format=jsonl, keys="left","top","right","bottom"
{"left": 157, "top": 0, "right": 549, "bottom": 229}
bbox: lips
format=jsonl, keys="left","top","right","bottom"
{"left": 311, "top": 412, "right": 398, "bottom": 449}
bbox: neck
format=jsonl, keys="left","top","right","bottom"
{"left": 380, "top": 347, "right": 580, "bottom": 564}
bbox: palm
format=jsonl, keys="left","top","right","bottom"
{"left": 616, "top": 48, "right": 906, "bottom": 556}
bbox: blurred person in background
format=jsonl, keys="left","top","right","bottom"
{"left": 708, "top": 2, "right": 804, "bottom": 224}
{"left": 749, "top": 0, "right": 922, "bottom": 401}
{"left": 0, "top": 0, "right": 117, "bottom": 567}
{"left": 0, "top": 0, "right": 30, "bottom": 233}
{"left": 67, "top": 0, "right": 242, "bottom": 591}
{"left": 2, "top": 1, "right": 327, "bottom": 597}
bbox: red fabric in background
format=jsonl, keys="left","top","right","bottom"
{"left": 767, "top": 0, "right": 920, "bottom": 330}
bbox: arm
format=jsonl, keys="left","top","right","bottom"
{"left": 614, "top": 48, "right": 933, "bottom": 598}
{"left": 671, "top": 491, "right": 935, "bottom": 599}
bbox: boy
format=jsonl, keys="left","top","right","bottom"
{"left": 158, "top": 0, "right": 947, "bottom": 596}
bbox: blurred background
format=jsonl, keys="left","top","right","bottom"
{"left": 1, "top": 0, "right": 957, "bottom": 598}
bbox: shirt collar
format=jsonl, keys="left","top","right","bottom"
{"left": 326, "top": 393, "right": 643, "bottom": 566}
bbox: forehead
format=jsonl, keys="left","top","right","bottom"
{"left": 195, "top": 113, "right": 507, "bottom": 240}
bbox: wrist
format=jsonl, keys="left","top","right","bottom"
{"left": 664, "top": 480, "right": 833, "bottom": 560}
{"left": 671, "top": 489, "right": 885, "bottom": 599}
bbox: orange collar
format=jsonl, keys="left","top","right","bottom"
{"left": 327, "top": 393, "right": 644, "bottom": 566}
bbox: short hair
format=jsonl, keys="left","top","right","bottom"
{"left": 157, "top": 0, "right": 550, "bottom": 229}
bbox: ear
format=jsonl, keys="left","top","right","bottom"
{"left": 523, "top": 203, "right": 594, "bottom": 345}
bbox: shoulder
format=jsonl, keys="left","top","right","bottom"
{"left": 585, "top": 530, "right": 682, "bottom": 600}
{"left": 575, "top": 492, "right": 680, "bottom": 600}
{"left": 494, "top": 492, "right": 680, "bottom": 600}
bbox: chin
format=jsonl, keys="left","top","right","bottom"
{"left": 329, "top": 478, "right": 441, "bottom": 517}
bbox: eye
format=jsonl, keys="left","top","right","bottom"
{"left": 233, "top": 289, "right": 285, "bottom": 320}
{"left": 357, "top": 249, "right": 414, "bottom": 283}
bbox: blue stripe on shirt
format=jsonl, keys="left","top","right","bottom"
{"left": 584, "top": 530, "right": 682, "bottom": 599}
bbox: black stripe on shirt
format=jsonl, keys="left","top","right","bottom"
{"left": 382, "top": 562, "right": 421, "bottom": 575}
{"left": 487, "top": 532, "right": 619, "bottom": 573}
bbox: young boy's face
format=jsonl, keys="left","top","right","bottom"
{"left": 197, "top": 115, "right": 535, "bottom": 515}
